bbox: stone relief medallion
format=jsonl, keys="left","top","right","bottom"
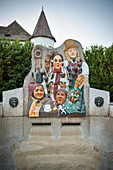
{"left": 9, "top": 97, "right": 19, "bottom": 108}
{"left": 95, "top": 97, "right": 104, "bottom": 107}
{"left": 34, "top": 49, "right": 42, "bottom": 59}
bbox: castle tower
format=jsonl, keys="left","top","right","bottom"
{"left": 30, "top": 8, "right": 56, "bottom": 48}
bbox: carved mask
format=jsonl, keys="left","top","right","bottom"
{"left": 53, "top": 55, "right": 62, "bottom": 70}
{"left": 95, "top": 97, "right": 104, "bottom": 107}
{"left": 67, "top": 48, "right": 77, "bottom": 59}
{"left": 9, "top": 97, "right": 18, "bottom": 108}
{"left": 56, "top": 90, "right": 66, "bottom": 105}
{"left": 33, "top": 85, "right": 45, "bottom": 100}
{"left": 69, "top": 89, "right": 80, "bottom": 103}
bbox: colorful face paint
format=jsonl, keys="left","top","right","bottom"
{"left": 56, "top": 90, "right": 66, "bottom": 105}
{"left": 53, "top": 55, "right": 62, "bottom": 69}
{"left": 33, "top": 85, "right": 44, "bottom": 100}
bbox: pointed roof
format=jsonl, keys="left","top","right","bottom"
{"left": 7, "top": 20, "right": 30, "bottom": 36}
{"left": 30, "top": 9, "right": 56, "bottom": 42}
{"left": 0, "top": 20, "right": 30, "bottom": 41}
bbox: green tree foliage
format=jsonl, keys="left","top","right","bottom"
{"left": 84, "top": 44, "right": 113, "bottom": 101}
{"left": 0, "top": 39, "right": 34, "bottom": 101}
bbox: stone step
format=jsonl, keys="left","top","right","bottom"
{"left": 17, "top": 135, "right": 97, "bottom": 155}
{"left": 30, "top": 126, "right": 52, "bottom": 136}
{"left": 29, "top": 126, "right": 82, "bottom": 137}
{"left": 14, "top": 153, "right": 100, "bottom": 170}
{"left": 60, "top": 126, "right": 82, "bottom": 136}
{"left": 19, "top": 144, "right": 97, "bottom": 156}
{"left": 14, "top": 125, "right": 101, "bottom": 170}
{"left": 18, "top": 126, "right": 94, "bottom": 155}
{"left": 23, "top": 136, "right": 83, "bottom": 144}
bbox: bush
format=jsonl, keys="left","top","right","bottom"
{"left": 0, "top": 39, "right": 34, "bottom": 101}
{"left": 84, "top": 44, "right": 113, "bottom": 101}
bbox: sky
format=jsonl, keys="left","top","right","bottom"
{"left": 0, "top": 0, "right": 113, "bottom": 49}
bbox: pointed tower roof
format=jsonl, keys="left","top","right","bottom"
{"left": 30, "top": 9, "right": 56, "bottom": 42}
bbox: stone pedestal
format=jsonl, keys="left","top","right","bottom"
{"left": 89, "top": 88, "right": 110, "bottom": 116}
{"left": 3, "top": 88, "right": 23, "bottom": 117}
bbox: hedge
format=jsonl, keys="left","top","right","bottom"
{"left": 84, "top": 44, "right": 113, "bottom": 101}
{"left": 0, "top": 39, "right": 34, "bottom": 101}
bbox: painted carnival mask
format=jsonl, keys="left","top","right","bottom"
{"left": 67, "top": 48, "right": 77, "bottom": 59}
{"left": 33, "top": 85, "right": 45, "bottom": 100}
{"left": 53, "top": 55, "right": 62, "bottom": 70}
{"left": 69, "top": 89, "right": 81, "bottom": 103}
{"left": 56, "top": 90, "right": 66, "bottom": 105}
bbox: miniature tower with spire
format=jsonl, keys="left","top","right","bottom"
{"left": 30, "top": 7, "right": 56, "bottom": 48}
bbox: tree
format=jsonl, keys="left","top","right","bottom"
{"left": 0, "top": 39, "right": 34, "bottom": 101}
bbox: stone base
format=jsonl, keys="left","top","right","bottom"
{"left": 1, "top": 117, "right": 113, "bottom": 169}
{"left": 89, "top": 88, "right": 110, "bottom": 116}
{"left": 3, "top": 88, "right": 23, "bottom": 116}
